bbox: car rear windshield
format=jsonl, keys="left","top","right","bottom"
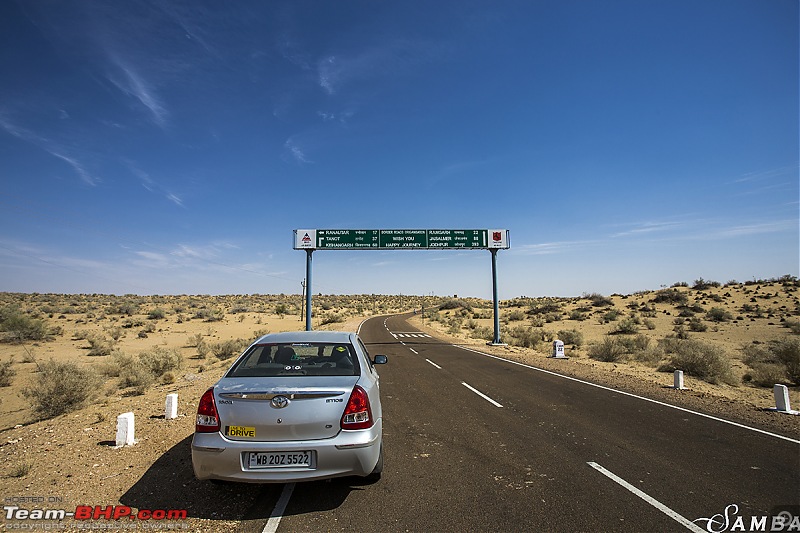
{"left": 226, "top": 342, "right": 360, "bottom": 377}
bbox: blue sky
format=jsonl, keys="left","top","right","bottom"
{"left": 0, "top": 0, "right": 797, "bottom": 299}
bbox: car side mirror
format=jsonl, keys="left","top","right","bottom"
{"left": 373, "top": 355, "right": 388, "bottom": 365}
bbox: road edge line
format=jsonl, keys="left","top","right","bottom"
{"left": 454, "top": 344, "right": 800, "bottom": 445}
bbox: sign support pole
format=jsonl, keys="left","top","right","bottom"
{"left": 490, "top": 248, "right": 503, "bottom": 345}
{"left": 305, "top": 249, "right": 313, "bottom": 331}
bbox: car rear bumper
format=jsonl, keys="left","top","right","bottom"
{"left": 191, "top": 420, "right": 382, "bottom": 483}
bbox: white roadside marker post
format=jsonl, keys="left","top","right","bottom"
{"left": 772, "top": 384, "right": 799, "bottom": 415}
{"left": 673, "top": 370, "right": 686, "bottom": 390}
{"left": 165, "top": 393, "right": 178, "bottom": 420}
{"left": 115, "top": 412, "right": 136, "bottom": 447}
{"left": 551, "top": 340, "right": 568, "bottom": 359}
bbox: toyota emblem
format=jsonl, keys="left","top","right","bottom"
{"left": 271, "top": 395, "right": 289, "bottom": 409}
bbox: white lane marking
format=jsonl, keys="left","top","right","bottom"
{"left": 409, "top": 348, "right": 418, "bottom": 354}
{"left": 462, "top": 382, "right": 503, "bottom": 407}
{"left": 455, "top": 345, "right": 800, "bottom": 445}
{"left": 262, "top": 482, "right": 295, "bottom": 533}
{"left": 587, "top": 462, "right": 705, "bottom": 532}
{"left": 426, "top": 358, "right": 442, "bottom": 369}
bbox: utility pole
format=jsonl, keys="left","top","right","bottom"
{"left": 300, "top": 279, "right": 306, "bottom": 322}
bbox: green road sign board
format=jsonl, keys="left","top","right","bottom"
{"left": 294, "top": 229, "right": 509, "bottom": 250}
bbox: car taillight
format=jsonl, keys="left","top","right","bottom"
{"left": 196, "top": 388, "right": 220, "bottom": 433}
{"left": 341, "top": 385, "right": 373, "bottom": 430}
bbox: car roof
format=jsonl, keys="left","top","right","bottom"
{"left": 252, "top": 330, "right": 356, "bottom": 345}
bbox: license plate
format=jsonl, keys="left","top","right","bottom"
{"left": 248, "top": 451, "right": 314, "bottom": 469}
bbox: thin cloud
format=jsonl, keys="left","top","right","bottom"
{"left": 0, "top": 114, "right": 99, "bottom": 186}
{"left": 610, "top": 220, "right": 689, "bottom": 238}
{"left": 315, "top": 39, "right": 445, "bottom": 96}
{"left": 126, "top": 161, "right": 186, "bottom": 208}
{"left": 707, "top": 220, "right": 797, "bottom": 239}
{"left": 284, "top": 137, "right": 312, "bottom": 164}
{"left": 106, "top": 54, "right": 168, "bottom": 128}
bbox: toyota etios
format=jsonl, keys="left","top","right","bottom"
{"left": 191, "top": 330, "right": 387, "bottom": 483}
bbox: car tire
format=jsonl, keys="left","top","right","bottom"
{"left": 365, "top": 444, "right": 383, "bottom": 482}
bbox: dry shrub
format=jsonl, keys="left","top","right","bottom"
{"left": 658, "top": 338, "right": 737, "bottom": 386}
{"left": 557, "top": 329, "right": 584, "bottom": 347}
{"left": 589, "top": 338, "right": 627, "bottom": 362}
{"left": 742, "top": 339, "right": 800, "bottom": 386}
{"left": 505, "top": 325, "right": 545, "bottom": 348}
{"left": 0, "top": 311, "right": 49, "bottom": 343}
{"left": 23, "top": 360, "right": 101, "bottom": 418}
{"left": 210, "top": 338, "right": 248, "bottom": 360}
{"left": 139, "top": 346, "right": 183, "bottom": 376}
{"left": 0, "top": 359, "right": 16, "bottom": 387}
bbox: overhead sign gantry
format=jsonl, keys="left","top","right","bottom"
{"left": 294, "top": 229, "right": 510, "bottom": 344}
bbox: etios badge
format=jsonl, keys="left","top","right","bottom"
{"left": 271, "top": 396, "right": 289, "bottom": 409}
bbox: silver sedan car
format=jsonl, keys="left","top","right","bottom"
{"left": 191, "top": 330, "right": 387, "bottom": 483}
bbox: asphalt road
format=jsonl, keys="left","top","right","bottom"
{"left": 240, "top": 314, "right": 800, "bottom": 533}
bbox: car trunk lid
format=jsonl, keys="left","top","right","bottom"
{"left": 214, "top": 376, "right": 357, "bottom": 442}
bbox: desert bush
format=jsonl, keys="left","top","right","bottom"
{"left": 652, "top": 289, "right": 688, "bottom": 305}
{"left": 440, "top": 299, "right": 473, "bottom": 312}
{"left": 186, "top": 333, "right": 204, "bottom": 347}
{"left": 8, "top": 462, "right": 33, "bottom": 478}
{"left": 774, "top": 338, "right": 800, "bottom": 385}
{"left": 642, "top": 318, "right": 656, "bottom": 330}
{"left": 115, "top": 302, "right": 139, "bottom": 315}
{"left": 506, "top": 309, "right": 526, "bottom": 322}
{"left": 275, "top": 303, "right": 288, "bottom": 318}
{"left": 657, "top": 338, "right": 737, "bottom": 385}
{"left": 743, "top": 363, "right": 788, "bottom": 388}
{"left": 557, "top": 329, "right": 584, "bottom": 347}
{"left": 617, "top": 334, "right": 646, "bottom": 352}
{"left": 210, "top": 338, "right": 248, "bottom": 360}
{"left": 106, "top": 326, "right": 124, "bottom": 342}
{"left": 195, "top": 308, "right": 224, "bottom": 322}
{"left": 783, "top": 320, "right": 800, "bottom": 335}
{"left": 610, "top": 317, "right": 639, "bottom": 335}
{"left": 583, "top": 293, "right": 613, "bottom": 307}
{"left": 505, "top": 326, "right": 544, "bottom": 348}
{"left": 693, "top": 278, "right": 721, "bottom": 290}
{"left": 706, "top": 307, "right": 733, "bottom": 322}
{"left": 119, "top": 358, "right": 155, "bottom": 394}
{"left": 0, "top": 311, "right": 49, "bottom": 343}
{"left": 86, "top": 334, "right": 114, "bottom": 357}
{"left": 196, "top": 340, "right": 211, "bottom": 359}
{"left": 0, "top": 359, "right": 16, "bottom": 387}
{"left": 687, "top": 318, "right": 708, "bottom": 332}
{"left": 148, "top": 308, "right": 166, "bottom": 320}
{"left": 569, "top": 310, "right": 588, "bottom": 321}
{"left": 320, "top": 313, "right": 344, "bottom": 325}
{"left": 601, "top": 309, "right": 622, "bottom": 323}
{"left": 23, "top": 360, "right": 101, "bottom": 418}
{"left": 470, "top": 326, "right": 494, "bottom": 342}
{"left": 588, "top": 338, "right": 627, "bottom": 362}
{"left": 528, "top": 301, "right": 563, "bottom": 315}
{"left": 139, "top": 347, "right": 183, "bottom": 376}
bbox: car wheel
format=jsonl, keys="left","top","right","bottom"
{"left": 365, "top": 444, "right": 383, "bottom": 482}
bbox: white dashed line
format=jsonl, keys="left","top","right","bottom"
{"left": 587, "top": 463, "right": 704, "bottom": 532}
{"left": 262, "top": 482, "right": 295, "bottom": 533}
{"left": 461, "top": 382, "right": 503, "bottom": 407}
{"left": 426, "top": 358, "right": 441, "bottom": 369}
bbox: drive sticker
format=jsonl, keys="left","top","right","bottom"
{"left": 226, "top": 425, "right": 256, "bottom": 437}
